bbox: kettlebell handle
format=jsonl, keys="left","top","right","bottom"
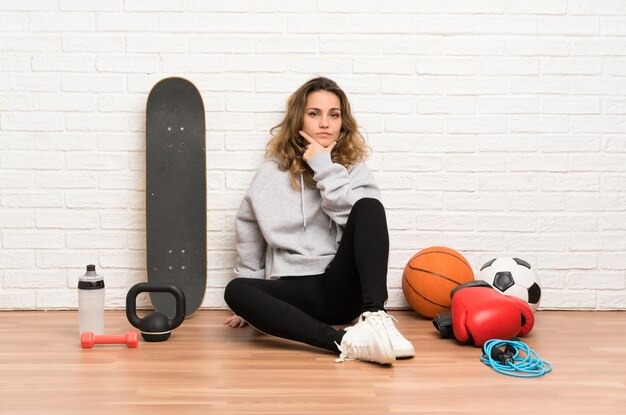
{"left": 126, "top": 282, "right": 186, "bottom": 331}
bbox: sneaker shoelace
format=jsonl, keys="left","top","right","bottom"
{"left": 334, "top": 336, "right": 371, "bottom": 363}
{"left": 367, "top": 311, "right": 403, "bottom": 340}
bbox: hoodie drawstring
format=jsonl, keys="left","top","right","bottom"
{"left": 300, "top": 174, "right": 306, "bottom": 231}
{"left": 300, "top": 174, "right": 333, "bottom": 233}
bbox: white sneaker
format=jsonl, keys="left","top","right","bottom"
{"left": 358, "top": 311, "right": 415, "bottom": 358}
{"left": 335, "top": 324, "right": 395, "bottom": 365}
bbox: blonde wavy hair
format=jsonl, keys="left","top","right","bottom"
{"left": 266, "top": 76, "right": 369, "bottom": 189}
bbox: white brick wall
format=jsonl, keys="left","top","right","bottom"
{"left": 1, "top": 1, "right": 625, "bottom": 311}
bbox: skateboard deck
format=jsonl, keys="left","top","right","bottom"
{"left": 146, "top": 77, "right": 206, "bottom": 318}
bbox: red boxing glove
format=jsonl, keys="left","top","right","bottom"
{"left": 451, "top": 282, "right": 526, "bottom": 347}
{"left": 506, "top": 295, "right": 535, "bottom": 336}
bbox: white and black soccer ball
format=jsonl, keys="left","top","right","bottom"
{"left": 477, "top": 257, "right": 542, "bottom": 313}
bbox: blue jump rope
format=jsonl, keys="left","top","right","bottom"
{"left": 481, "top": 339, "right": 552, "bottom": 378}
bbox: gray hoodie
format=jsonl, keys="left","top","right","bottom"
{"left": 234, "top": 152, "right": 380, "bottom": 279}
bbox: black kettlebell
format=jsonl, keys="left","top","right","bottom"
{"left": 126, "top": 282, "right": 186, "bottom": 342}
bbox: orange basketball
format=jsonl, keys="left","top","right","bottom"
{"left": 402, "top": 246, "right": 474, "bottom": 318}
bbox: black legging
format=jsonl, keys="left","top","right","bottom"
{"left": 224, "top": 197, "right": 389, "bottom": 353}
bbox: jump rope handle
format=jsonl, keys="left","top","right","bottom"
{"left": 481, "top": 338, "right": 552, "bottom": 378}
{"left": 483, "top": 344, "right": 512, "bottom": 365}
{"left": 482, "top": 337, "right": 520, "bottom": 365}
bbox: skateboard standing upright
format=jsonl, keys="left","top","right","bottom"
{"left": 145, "top": 77, "right": 206, "bottom": 318}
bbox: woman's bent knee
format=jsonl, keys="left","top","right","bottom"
{"left": 351, "top": 197, "right": 385, "bottom": 220}
{"left": 353, "top": 197, "right": 384, "bottom": 212}
{"left": 224, "top": 278, "right": 247, "bottom": 309}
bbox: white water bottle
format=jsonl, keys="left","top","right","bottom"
{"left": 78, "top": 264, "right": 105, "bottom": 335}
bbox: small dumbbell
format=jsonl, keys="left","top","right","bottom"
{"left": 80, "top": 330, "right": 140, "bottom": 348}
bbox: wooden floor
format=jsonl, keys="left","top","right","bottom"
{"left": 0, "top": 310, "right": 625, "bottom": 414}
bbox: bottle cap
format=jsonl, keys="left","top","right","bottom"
{"left": 79, "top": 264, "right": 104, "bottom": 289}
